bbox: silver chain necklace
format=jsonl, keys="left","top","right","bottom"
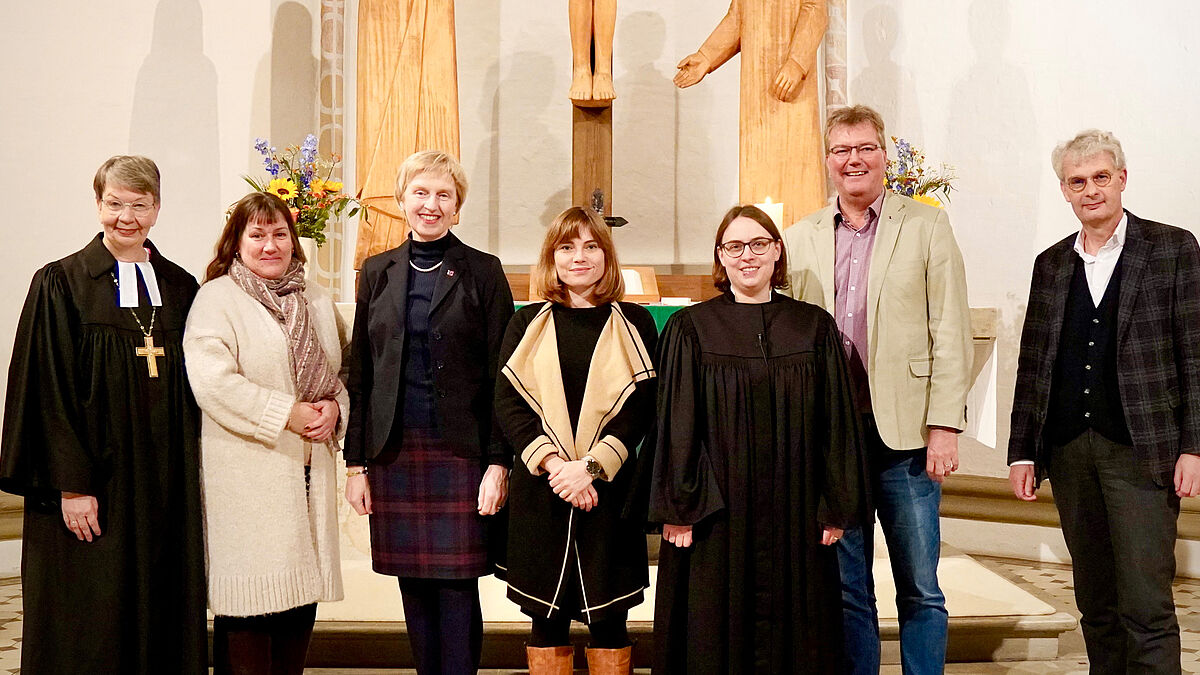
{"left": 409, "top": 260, "right": 443, "bottom": 273}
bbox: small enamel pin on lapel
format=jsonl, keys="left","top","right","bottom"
{"left": 446, "top": 269, "right": 455, "bottom": 277}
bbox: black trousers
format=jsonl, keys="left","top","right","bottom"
{"left": 398, "top": 577, "right": 483, "bottom": 675}
{"left": 529, "top": 611, "right": 630, "bottom": 649}
{"left": 1048, "top": 429, "right": 1181, "bottom": 674}
{"left": 212, "top": 603, "right": 317, "bottom": 675}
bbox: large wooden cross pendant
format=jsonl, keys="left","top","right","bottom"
{"left": 136, "top": 335, "right": 165, "bottom": 378}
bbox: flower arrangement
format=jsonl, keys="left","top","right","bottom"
{"left": 245, "top": 135, "right": 365, "bottom": 246}
{"left": 885, "top": 137, "right": 956, "bottom": 208}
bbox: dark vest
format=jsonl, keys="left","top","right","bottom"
{"left": 1045, "top": 254, "right": 1130, "bottom": 448}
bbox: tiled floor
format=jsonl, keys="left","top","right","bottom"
{"left": 0, "top": 578, "right": 20, "bottom": 675}
{"left": 2, "top": 559, "right": 1200, "bottom": 673}
{"left": 923, "top": 556, "right": 1200, "bottom": 675}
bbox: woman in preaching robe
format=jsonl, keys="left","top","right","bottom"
{"left": 495, "top": 206, "right": 656, "bottom": 674}
{"left": 0, "top": 155, "right": 207, "bottom": 674}
{"left": 648, "top": 204, "right": 868, "bottom": 674}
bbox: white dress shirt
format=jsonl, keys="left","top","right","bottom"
{"left": 1072, "top": 214, "right": 1128, "bottom": 307}
{"left": 1010, "top": 214, "right": 1128, "bottom": 467}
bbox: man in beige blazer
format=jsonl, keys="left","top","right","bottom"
{"left": 783, "top": 105, "right": 972, "bottom": 675}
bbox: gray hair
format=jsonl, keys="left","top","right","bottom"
{"left": 1051, "top": 129, "right": 1126, "bottom": 181}
{"left": 93, "top": 155, "right": 161, "bottom": 203}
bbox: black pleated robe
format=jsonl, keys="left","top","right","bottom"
{"left": 647, "top": 293, "right": 869, "bottom": 674}
{"left": 0, "top": 234, "right": 207, "bottom": 674}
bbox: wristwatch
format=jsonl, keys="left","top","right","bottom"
{"left": 584, "top": 455, "right": 606, "bottom": 480}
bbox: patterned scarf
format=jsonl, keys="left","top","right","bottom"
{"left": 229, "top": 258, "right": 343, "bottom": 407}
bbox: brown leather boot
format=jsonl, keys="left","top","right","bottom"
{"left": 526, "top": 645, "right": 574, "bottom": 675}
{"left": 585, "top": 645, "right": 632, "bottom": 674}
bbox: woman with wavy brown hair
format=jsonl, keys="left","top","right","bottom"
{"left": 185, "top": 191, "right": 347, "bottom": 674}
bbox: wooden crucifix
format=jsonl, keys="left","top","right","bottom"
{"left": 570, "top": 0, "right": 617, "bottom": 217}
{"left": 136, "top": 335, "right": 165, "bottom": 378}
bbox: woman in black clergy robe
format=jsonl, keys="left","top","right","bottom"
{"left": 648, "top": 205, "right": 869, "bottom": 674}
{"left": 495, "top": 206, "right": 656, "bottom": 674}
{"left": 0, "top": 156, "right": 206, "bottom": 674}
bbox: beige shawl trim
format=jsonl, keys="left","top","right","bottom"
{"left": 502, "top": 303, "right": 655, "bottom": 477}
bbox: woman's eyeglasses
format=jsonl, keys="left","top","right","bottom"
{"left": 717, "top": 238, "right": 777, "bottom": 257}
{"left": 101, "top": 199, "right": 155, "bottom": 216}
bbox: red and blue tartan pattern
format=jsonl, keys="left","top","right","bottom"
{"left": 368, "top": 429, "right": 489, "bottom": 579}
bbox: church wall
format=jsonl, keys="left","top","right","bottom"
{"left": 845, "top": 0, "right": 1200, "bottom": 481}
{"left": 3, "top": 0, "right": 1200, "bottom": 506}
{"left": 0, "top": 0, "right": 324, "bottom": 413}
{"left": 444, "top": 2, "right": 742, "bottom": 268}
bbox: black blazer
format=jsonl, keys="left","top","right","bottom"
{"left": 1009, "top": 211, "right": 1200, "bottom": 486}
{"left": 346, "top": 233, "right": 515, "bottom": 466}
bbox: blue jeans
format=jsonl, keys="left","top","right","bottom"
{"left": 839, "top": 420, "right": 947, "bottom": 675}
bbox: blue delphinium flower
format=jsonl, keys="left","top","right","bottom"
{"left": 300, "top": 134, "right": 319, "bottom": 164}
{"left": 254, "top": 138, "right": 270, "bottom": 156}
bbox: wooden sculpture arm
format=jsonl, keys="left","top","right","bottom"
{"left": 771, "top": 0, "right": 828, "bottom": 102}
{"left": 675, "top": 0, "right": 741, "bottom": 88}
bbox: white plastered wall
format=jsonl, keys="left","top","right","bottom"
{"left": 4, "top": 1, "right": 1200, "bottom": 567}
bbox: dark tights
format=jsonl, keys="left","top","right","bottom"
{"left": 398, "top": 577, "right": 483, "bottom": 675}
{"left": 212, "top": 603, "right": 317, "bottom": 675}
{"left": 529, "top": 611, "right": 629, "bottom": 649}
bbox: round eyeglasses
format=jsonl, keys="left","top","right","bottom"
{"left": 1064, "top": 172, "right": 1113, "bottom": 192}
{"left": 718, "top": 237, "right": 777, "bottom": 257}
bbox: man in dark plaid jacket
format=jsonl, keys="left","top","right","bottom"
{"left": 1008, "top": 129, "right": 1200, "bottom": 674}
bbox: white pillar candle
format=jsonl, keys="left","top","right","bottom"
{"left": 754, "top": 197, "right": 785, "bottom": 229}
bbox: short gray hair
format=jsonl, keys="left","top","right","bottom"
{"left": 93, "top": 155, "right": 161, "bottom": 203}
{"left": 1051, "top": 129, "right": 1126, "bottom": 181}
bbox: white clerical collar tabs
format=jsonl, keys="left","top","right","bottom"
{"left": 116, "top": 261, "right": 163, "bottom": 307}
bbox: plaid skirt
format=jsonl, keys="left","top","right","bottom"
{"left": 367, "top": 429, "right": 489, "bottom": 579}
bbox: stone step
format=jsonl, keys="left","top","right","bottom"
{"left": 297, "top": 610, "right": 1076, "bottom": 669}
{"left": 301, "top": 537, "right": 1076, "bottom": 669}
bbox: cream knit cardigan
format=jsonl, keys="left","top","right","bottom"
{"left": 184, "top": 275, "right": 347, "bottom": 617}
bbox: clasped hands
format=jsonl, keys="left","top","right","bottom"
{"left": 287, "top": 400, "right": 339, "bottom": 442}
{"left": 542, "top": 455, "right": 598, "bottom": 512}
